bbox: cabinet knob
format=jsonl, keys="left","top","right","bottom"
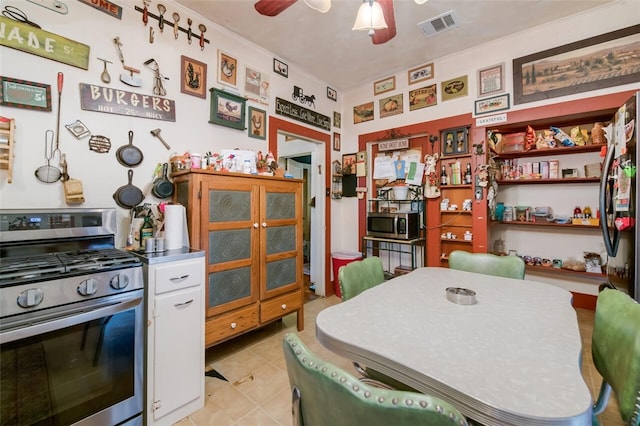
{"left": 281, "top": 304, "right": 287, "bottom": 310}
{"left": 230, "top": 322, "right": 237, "bottom": 329}
{"left": 262, "top": 222, "right": 267, "bottom": 228}
{"left": 253, "top": 223, "right": 259, "bottom": 228}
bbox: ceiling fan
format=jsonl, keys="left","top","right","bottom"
{"left": 254, "top": 0, "right": 397, "bottom": 45}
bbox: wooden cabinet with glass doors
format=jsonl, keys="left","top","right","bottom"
{"left": 172, "top": 170, "right": 304, "bottom": 348}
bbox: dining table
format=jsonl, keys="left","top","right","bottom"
{"left": 315, "top": 267, "right": 593, "bottom": 426}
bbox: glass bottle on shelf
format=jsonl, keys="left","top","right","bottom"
{"left": 464, "top": 162, "right": 472, "bottom": 184}
{"left": 440, "top": 165, "right": 448, "bottom": 185}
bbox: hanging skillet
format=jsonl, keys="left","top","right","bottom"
{"left": 116, "top": 130, "right": 143, "bottom": 167}
{"left": 152, "top": 163, "right": 174, "bottom": 199}
{"left": 113, "top": 169, "right": 144, "bottom": 208}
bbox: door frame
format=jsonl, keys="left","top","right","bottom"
{"left": 269, "top": 116, "right": 332, "bottom": 296}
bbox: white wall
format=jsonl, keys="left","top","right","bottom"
{"left": 0, "top": 0, "right": 337, "bottom": 247}
{"left": 333, "top": 0, "right": 640, "bottom": 253}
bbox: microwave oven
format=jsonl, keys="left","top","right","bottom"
{"left": 366, "top": 212, "right": 420, "bottom": 240}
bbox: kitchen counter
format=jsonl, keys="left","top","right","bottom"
{"left": 131, "top": 247, "right": 204, "bottom": 265}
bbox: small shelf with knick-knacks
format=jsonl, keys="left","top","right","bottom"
{"left": 368, "top": 185, "right": 423, "bottom": 213}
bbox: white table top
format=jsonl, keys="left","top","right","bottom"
{"left": 315, "top": 267, "right": 593, "bottom": 426}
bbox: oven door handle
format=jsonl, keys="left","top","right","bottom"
{"left": 0, "top": 294, "right": 142, "bottom": 344}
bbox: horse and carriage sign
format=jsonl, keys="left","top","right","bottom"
{"left": 292, "top": 85, "right": 316, "bottom": 108}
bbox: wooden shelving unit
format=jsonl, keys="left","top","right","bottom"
{"left": 0, "top": 118, "right": 15, "bottom": 183}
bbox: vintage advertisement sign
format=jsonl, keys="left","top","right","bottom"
{"left": 0, "top": 16, "right": 90, "bottom": 69}
{"left": 78, "top": 0, "right": 123, "bottom": 19}
{"left": 275, "top": 97, "right": 330, "bottom": 131}
{"left": 79, "top": 83, "right": 176, "bottom": 122}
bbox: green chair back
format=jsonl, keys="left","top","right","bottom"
{"left": 338, "top": 256, "right": 385, "bottom": 301}
{"left": 592, "top": 288, "right": 640, "bottom": 426}
{"left": 448, "top": 250, "right": 525, "bottom": 279}
{"left": 282, "top": 332, "right": 468, "bottom": 426}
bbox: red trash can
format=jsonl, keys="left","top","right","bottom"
{"left": 331, "top": 251, "right": 363, "bottom": 298}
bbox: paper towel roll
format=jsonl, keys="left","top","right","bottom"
{"left": 165, "top": 204, "right": 189, "bottom": 250}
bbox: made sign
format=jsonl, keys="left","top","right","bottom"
{"left": 0, "top": 16, "right": 90, "bottom": 69}
{"left": 275, "top": 97, "right": 330, "bottom": 131}
{"left": 79, "top": 83, "right": 176, "bottom": 122}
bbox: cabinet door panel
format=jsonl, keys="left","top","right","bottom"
{"left": 210, "top": 190, "right": 252, "bottom": 222}
{"left": 210, "top": 229, "right": 252, "bottom": 263}
{"left": 208, "top": 267, "right": 253, "bottom": 312}
{"left": 153, "top": 287, "right": 201, "bottom": 420}
{"left": 265, "top": 192, "right": 296, "bottom": 220}
{"left": 266, "top": 257, "right": 297, "bottom": 292}
{"left": 265, "top": 225, "right": 296, "bottom": 255}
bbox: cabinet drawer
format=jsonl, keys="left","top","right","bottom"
{"left": 154, "top": 259, "right": 203, "bottom": 295}
{"left": 206, "top": 304, "right": 259, "bottom": 347}
{"left": 260, "top": 291, "right": 302, "bottom": 323}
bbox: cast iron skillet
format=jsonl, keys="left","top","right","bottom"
{"left": 116, "top": 130, "right": 143, "bottom": 167}
{"left": 152, "top": 163, "right": 174, "bottom": 199}
{"left": 114, "top": 169, "right": 144, "bottom": 208}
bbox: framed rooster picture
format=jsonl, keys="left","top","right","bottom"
{"left": 217, "top": 50, "right": 238, "bottom": 88}
{"left": 248, "top": 106, "right": 266, "bottom": 139}
{"left": 209, "top": 88, "right": 246, "bottom": 130}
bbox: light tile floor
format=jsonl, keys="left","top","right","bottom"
{"left": 176, "top": 296, "right": 624, "bottom": 426}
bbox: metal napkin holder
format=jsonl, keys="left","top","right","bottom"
{"left": 446, "top": 287, "right": 477, "bottom": 305}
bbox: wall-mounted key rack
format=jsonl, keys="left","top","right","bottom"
{"left": 134, "top": 6, "right": 210, "bottom": 49}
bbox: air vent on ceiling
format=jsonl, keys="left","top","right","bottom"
{"left": 417, "top": 10, "right": 459, "bottom": 38}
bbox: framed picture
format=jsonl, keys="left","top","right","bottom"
{"left": 180, "top": 55, "right": 207, "bottom": 99}
{"left": 441, "top": 126, "right": 468, "bottom": 156}
{"left": 408, "top": 62, "right": 434, "bottom": 85}
{"left": 209, "top": 88, "right": 246, "bottom": 130}
{"left": 342, "top": 153, "right": 357, "bottom": 175}
{"left": 333, "top": 132, "right": 341, "bottom": 151}
{"left": 477, "top": 63, "right": 504, "bottom": 97}
{"left": 333, "top": 111, "right": 341, "bottom": 128}
{"left": 217, "top": 50, "right": 238, "bottom": 88}
{"left": 245, "top": 65, "right": 269, "bottom": 105}
{"left": 373, "top": 76, "right": 395, "bottom": 95}
{"left": 513, "top": 24, "right": 640, "bottom": 105}
{"left": 474, "top": 93, "right": 510, "bottom": 115}
{"left": 273, "top": 58, "right": 288, "bottom": 78}
{"left": 441, "top": 75, "right": 468, "bottom": 101}
{"left": 408, "top": 84, "right": 437, "bottom": 111}
{"left": 353, "top": 101, "right": 374, "bottom": 124}
{"left": 248, "top": 106, "right": 266, "bottom": 139}
{"left": 0, "top": 76, "right": 51, "bottom": 111}
{"left": 379, "top": 93, "right": 403, "bottom": 118}
{"left": 327, "top": 86, "right": 337, "bottom": 101}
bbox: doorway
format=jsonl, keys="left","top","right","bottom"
{"left": 269, "top": 117, "right": 331, "bottom": 296}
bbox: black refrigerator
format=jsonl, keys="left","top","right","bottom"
{"left": 599, "top": 92, "right": 639, "bottom": 302}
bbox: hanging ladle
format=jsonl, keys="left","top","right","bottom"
{"left": 35, "top": 130, "right": 61, "bottom": 183}
{"left": 98, "top": 58, "right": 112, "bottom": 83}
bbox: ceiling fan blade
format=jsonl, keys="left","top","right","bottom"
{"left": 254, "top": 0, "right": 298, "bottom": 16}
{"left": 372, "top": 0, "right": 396, "bottom": 45}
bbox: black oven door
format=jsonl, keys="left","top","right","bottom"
{"left": 0, "top": 290, "right": 143, "bottom": 426}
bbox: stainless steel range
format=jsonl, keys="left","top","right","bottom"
{"left": 0, "top": 208, "right": 144, "bottom": 426}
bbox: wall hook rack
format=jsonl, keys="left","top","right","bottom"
{"left": 134, "top": 6, "right": 210, "bottom": 47}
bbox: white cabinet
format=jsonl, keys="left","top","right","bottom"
{"left": 141, "top": 252, "right": 205, "bottom": 426}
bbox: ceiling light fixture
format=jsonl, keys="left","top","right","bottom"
{"left": 414, "top": 0, "right": 428, "bottom": 4}
{"left": 303, "top": 0, "right": 331, "bottom": 13}
{"left": 352, "top": 0, "right": 387, "bottom": 37}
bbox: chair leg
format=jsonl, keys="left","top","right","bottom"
{"left": 592, "top": 380, "right": 612, "bottom": 416}
{"left": 292, "top": 386, "right": 302, "bottom": 426}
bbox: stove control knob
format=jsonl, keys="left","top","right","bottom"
{"left": 78, "top": 279, "right": 99, "bottom": 296}
{"left": 17, "top": 288, "right": 44, "bottom": 308}
{"left": 110, "top": 274, "right": 130, "bottom": 290}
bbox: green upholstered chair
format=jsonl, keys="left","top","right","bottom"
{"left": 338, "top": 256, "right": 385, "bottom": 302}
{"left": 591, "top": 288, "right": 640, "bottom": 426}
{"left": 448, "top": 250, "right": 525, "bottom": 280}
{"left": 337, "top": 256, "right": 410, "bottom": 388}
{"left": 282, "top": 332, "right": 468, "bottom": 426}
